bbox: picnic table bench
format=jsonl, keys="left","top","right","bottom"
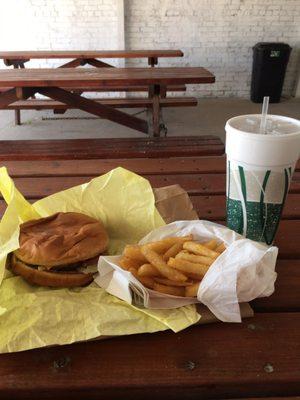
{"left": 0, "top": 137, "right": 299, "bottom": 399}
{"left": 0, "top": 67, "right": 215, "bottom": 136}
{"left": 0, "top": 50, "right": 186, "bottom": 125}
{"left": 0, "top": 49, "right": 184, "bottom": 67}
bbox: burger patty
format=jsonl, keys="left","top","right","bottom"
{"left": 34, "top": 255, "right": 100, "bottom": 273}
{"left": 11, "top": 255, "right": 95, "bottom": 287}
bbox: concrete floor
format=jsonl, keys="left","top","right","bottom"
{"left": 0, "top": 98, "right": 299, "bottom": 141}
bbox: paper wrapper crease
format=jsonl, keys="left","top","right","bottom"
{"left": 0, "top": 167, "right": 202, "bottom": 353}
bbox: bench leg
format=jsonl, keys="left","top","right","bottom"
{"left": 0, "top": 88, "right": 36, "bottom": 125}
{"left": 150, "top": 84, "right": 168, "bottom": 137}
{"left": 14, "top": 109, "right": 21, "bottom": 125}
{"left": 152, "top": 93, "right": 160, "bottom": 137}
{"left": 13, "top": 64, "right": 22, "bottom": 125}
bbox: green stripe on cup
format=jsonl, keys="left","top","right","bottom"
{"left": 238, "top": 166, "right": 247, "bottom": 236}
{"left": 259, "top": 170, "right": 271, "bottom": 243}
{"left": 264, "top": 168, "right": 290, "bottom": 245}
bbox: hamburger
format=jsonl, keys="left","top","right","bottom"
{"left": 10, "top": 212, "right": 109, "bottom": 288}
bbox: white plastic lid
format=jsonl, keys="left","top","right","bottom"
{"left": 225, "top": 114, "right": 300, "bottom": 167}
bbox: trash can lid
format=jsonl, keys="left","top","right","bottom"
{"left": 253, "top": 42, "right": 292, "bottom": 51}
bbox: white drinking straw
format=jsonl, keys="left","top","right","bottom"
{"left": 259, "top": 96, "right": 269, "bottom": 134}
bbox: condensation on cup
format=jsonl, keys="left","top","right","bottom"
{"left": 225, "top": 114, "right": 300, "bottom": 245}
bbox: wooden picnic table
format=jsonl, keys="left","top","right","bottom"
{"left": 0, "top": 137, "right": 299, "bottom": 399}
{"left": 0, "top": 50, "right": 184, "bottom": 67}
{"left": 0, "top": 67, "right": 215, "bottom": 136}
{"left": 0, "top": 50, "right": 185, "bottom": 125}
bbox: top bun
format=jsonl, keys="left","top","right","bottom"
{"left": 15, "top": 212, "right": 109, "bottom": 267}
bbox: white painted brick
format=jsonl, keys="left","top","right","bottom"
{"left": 124, "top": 0, "right": 299, "bottom": 98}
{"left": 0, "top": 0, "right": 298, "bottom": 99}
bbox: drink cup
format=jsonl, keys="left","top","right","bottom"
{"left": 226, "top": 114, "right": 300, "bottom": 245}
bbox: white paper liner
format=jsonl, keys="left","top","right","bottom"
{"left": 95, "top": 220, "right": 278, "bottom": 322}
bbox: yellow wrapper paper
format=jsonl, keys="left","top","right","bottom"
{"left": 0, "top": 166, "right": 200, "bottom": 353}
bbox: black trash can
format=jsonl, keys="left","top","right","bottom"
{"left": 251, "top": 42, "right": 292, "bottom": 103}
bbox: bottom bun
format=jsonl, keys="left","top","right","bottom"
{"left": 11, "top": 255, "right": 94, "bottom": 288}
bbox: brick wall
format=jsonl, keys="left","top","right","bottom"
{"left": 124, "top": 0, "right": 300, "bottom": 98}
{"left": 0, "top": 0, "right": 124, "bottom": 68}
{"left": 0, "top": 0, "right": 299, "bottom": 99}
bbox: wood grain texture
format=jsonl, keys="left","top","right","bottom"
{"left": 0, "top": 67, "right": 215, "bottom": 88}
{"left": 252, "top": 259, "right": 300, "bottom": 312}
{"left": 0, "top": 313, "right": 299, "bottom": 400}
{"left": 0, "top": 50, "right": 184, "bottom": 60}
{"left": 3, "top": 97, "right": 197, "bottom": 110}
{"left": 0, "top": 138, "right": 225, "bottom": 160}
{"left": 1, "top": 157, "right": 226, "bottom": 176}
{"left": 3, "top": 156, "right": 299, "bottom": 177}
{"left": 1, "top": 173, "right": 298, "bottom": 199}
{"left": 0, "top": 88, "right": 18, "bottom": 107}
{"left": 64, "top": 84, "right": 187, "bottom": 92}
{"left": 0, "top": 85, "right": 187, "bottom": 93}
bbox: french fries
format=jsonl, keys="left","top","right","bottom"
{"left": 183, "top": 241, "right": 219, "bottom": 259}
{"left": 128, "top": 267, "right": 138, "bottom": 277}
{"left": 141, "top": 246, "right": 187, "bottom": 282}
{"left": 139, "top": 276, "right": 155, "bottom": 289}
{"left": 154, "top": 277, "right": 193, "bottom": 287}
{"left": 138, "top": 263, "right": 161, "bottom": 277}
{"left": 216, "top": 242, "right": 226, "bottom": 253}
{"left": 175, "top": 251, "right": 215, "bottom": 266}
{"left": 124, "top": 236, "right": 193, "bottom": 261}
{"left": 153, "top": 283, "right": 185, "bottom": 297}
{"left": 168, "top": 257, "right": 209, "bottom": 278}
{"left": 185, "top": 282, "right": 200, "bottom": 297}
{"left": 203, "top": 239, "right": 218, "bottom": 250}
{"left": 123, "top": 245, "right": 147, "bottom": 263}
{"left": 128, "top": 267, "right": 155, "bottom": 289}
{"left": 118, "top": 235, "right": 226, "bottom": 297}
{"left": 147, "top": 235, "right": 193, "bottom": 254}
{"left": 163, "top": 242, "right": 184, "bottom": 261}
{"left": 119, "top": 256, "right": 142, "bottom": 270}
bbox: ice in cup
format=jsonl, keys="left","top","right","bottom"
{"left": 225, "top": 114, "right": 300, "bottom": 245}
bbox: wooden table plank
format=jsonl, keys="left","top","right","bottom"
{"left": 0, "top": 142, "right": 224, "bottom": 160}
{"left": 0, "top": 50, "right": 184, "bottom": 60}
{"left": 191, "top": 193, "right": 300, "bottom": 220}
{"left": 3, "top": 96, "right": 198, "bottom": 110}
{"left": 0, "top": 313, "right": 299, "bottom": 400}
{"left": 0, "top": 67, "right": 215, "bottom": 88}
{"left": 2, "top": 174, "right": 299, "bottom": 199}
{"left": 0, "top": 175, "right": 225, "bottom": 197}
{"left": 1, "top": 157, "right": 226, "bottom": 176}
{"left": 0, "top": 136, "right": 222, "bottom": 149}
{"left": 2, "top": 157, "right": 299, "bottom": 176}
{"left": 0, "top": 84, "right": 187, "bottom": 93}
{"left": 252, "top": 259, "right": 300, "bottom": 312}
